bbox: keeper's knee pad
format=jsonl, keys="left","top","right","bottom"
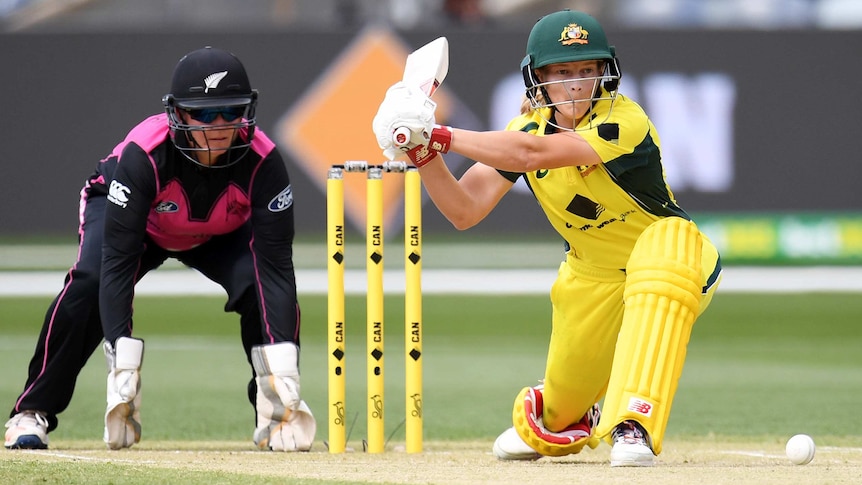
{"left": 512, "top": 386, "right": 600, "bottom": 457}
{"left": 597, "top": 217, "right": 703, "bottom": 454}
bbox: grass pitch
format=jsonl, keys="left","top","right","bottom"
{"left": 2, "top": 292, "right": 861, "bottom": 483}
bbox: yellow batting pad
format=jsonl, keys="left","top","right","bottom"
{"left": 597, "top": 217, "right": 703, "bottom": 454}
{"left": 512, "top": 386, "right": 599, "bottom": 457}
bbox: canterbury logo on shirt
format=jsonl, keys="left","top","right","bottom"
{"left": 107, "top": 180, "right": 131, "bottom": 208}
{"left": 268, "top": 185, "right": 293, "bottom": 212}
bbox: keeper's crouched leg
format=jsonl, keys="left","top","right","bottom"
{"left": 512, "top": 385, "right": 601, "bottom": 457}
{"left": 251, "top": 342, "right": 316, "bottom": 451}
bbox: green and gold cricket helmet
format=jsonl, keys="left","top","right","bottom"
{"left": 525, "top": 9, "right": 614, "bottom": 69}
{"left": 521, "top": 9, "right": 621, "bottom": 109}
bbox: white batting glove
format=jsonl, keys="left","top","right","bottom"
{"left": 372, "top": 81, "right": 437, "bottom": 160}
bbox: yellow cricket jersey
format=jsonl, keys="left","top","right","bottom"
{"left": 500, "top": 94, "right": 690, "bottom": 270}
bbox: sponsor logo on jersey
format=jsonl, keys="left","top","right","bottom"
{"left": 155, "top": 201, "right": 179, "bottom": 213}
{"left": 566, "top": 194, "right": 604, "bottom": 220}
{"left": 571, "top": 209, "right": 636, "bottom": 231}
{"left": 107, "top": 180, "right": 131, "bottom": 208}
{"left": 268, "top": 185, "right": 293, "bottom": 212}
{"left": 576, "top": 165, "right": 599, "bottom": 176}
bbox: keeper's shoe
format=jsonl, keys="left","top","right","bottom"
{"left": 4, "top": 411, "right": 49, "bottom": 450}
{"left": 610, "top": 420, "right": 654, "bottom": 467}
{"left": 492, "top": 427, "right": 541, "bottom": 461}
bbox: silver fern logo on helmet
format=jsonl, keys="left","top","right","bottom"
{"left": 203, "top": 71, "right": 228, "bottom": 93}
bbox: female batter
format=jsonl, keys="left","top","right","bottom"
{"left": 373, "top": 10, "right": 721, "bottom": 466}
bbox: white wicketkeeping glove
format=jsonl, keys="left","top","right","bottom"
{"left": 104, "top": 336, "right": 144, "bottom": 450}
{"left": 251, "top": 342, "right": 316, "bottom": 452}
{"left": 372, "top": 81, "right": 437, "bottom": 160}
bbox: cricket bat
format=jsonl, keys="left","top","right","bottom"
{"left": 392, "top": 36, "right": 449, "bottom": 148}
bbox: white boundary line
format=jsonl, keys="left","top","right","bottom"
{"left": 1, "top": 266, "right": 862, "bottom": 296}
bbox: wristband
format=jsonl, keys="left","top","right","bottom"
{"left": 406, "top": 144, "right": 438, "bottom": 167}
{"left": 428, "top": 125, "right": 453, "bottom": 154}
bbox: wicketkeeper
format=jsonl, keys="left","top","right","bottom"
{"left": 372, "top": 9, "right": 722, "bottom": 467}
{"left": 5, "top": 47, "right": 315, "bottom": 451}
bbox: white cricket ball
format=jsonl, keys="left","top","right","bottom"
{"left": 785, "top": 434, "right": 815, "bottom": 465}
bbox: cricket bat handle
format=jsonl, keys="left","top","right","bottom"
{"left": 392, "top": 126, "right": 413, "bottom": 149}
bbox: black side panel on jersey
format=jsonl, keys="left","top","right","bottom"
{"left": 603, "top": 132, "right": 689, "bottom": 219}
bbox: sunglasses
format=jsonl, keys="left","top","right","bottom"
{"left": 183, "top": 106, "right": 245, "bottom": 123}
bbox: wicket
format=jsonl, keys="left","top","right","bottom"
{"left": 326, "top": 160, "right": 423, "bottom": 453}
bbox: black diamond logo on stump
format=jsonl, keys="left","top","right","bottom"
{"left": 332, "top": 348, "right": 344, "bottom": 361}
{"left": 408, "top": 252, "right": 421, "bottom": 264}
{"left": 409, "top": 349, "right": 421, "bottom": 361}
{"left": 371, "top": 348, "right": 383, "bottom": 361}
{"left": 332, "top": 252, "right": 343, "bottom": 264}
{"left": 370, "top": 252, "right": 382, "bottom": 264}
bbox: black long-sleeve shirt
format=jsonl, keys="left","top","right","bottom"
{"left": 89, "top": 113, "right": 298, "bottom": 343}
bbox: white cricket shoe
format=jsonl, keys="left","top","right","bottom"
{"left": 610, "top": 420, "right": 654, "bottom": 467}
{"left": 4, "top": 411, "right": 49, "bottom": 450}
{"left": 492, "top": 427, "right": 541, "bottom": 461}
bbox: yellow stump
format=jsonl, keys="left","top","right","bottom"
{"left": 366, "top": 166, "right": 385, "bottom": 453}
{"left": 326, "top": 167, "right": 346, "bottom": 453}
{"left": 404, "top": 168, "right": 423, "bottom": 453}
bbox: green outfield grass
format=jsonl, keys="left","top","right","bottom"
{"left": 2, "top": 292, "right": 861, "bottom": 483}
{"left": 2, "top": 292, "right": 860, "bottom": 443}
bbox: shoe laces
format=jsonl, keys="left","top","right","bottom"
{"left": 612, "top": 420, "right": 647, "bottom": 445}
{"left": 7, "top": 411, "right": 48, "bottom": 431}
{"left": 586, "top": 404, "right": 601, "bottom": 429}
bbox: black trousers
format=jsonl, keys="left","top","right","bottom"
{"left": 9, "top": 194, "right": 266, "bottom": 432}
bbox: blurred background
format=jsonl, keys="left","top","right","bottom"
{"left": 4, "top": 0, "right": 862, "bottom": 31}
{"left": 2, "top": 0, "right": 861, "bottom": 266}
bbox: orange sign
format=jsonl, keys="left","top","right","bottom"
{"left": 277, "top": 28, "right": 451, "bottom": 234}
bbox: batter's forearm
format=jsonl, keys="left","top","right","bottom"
{"left": 449, "top": 129, "right": 533, "bottom": 172}
{"left": 418, "top": 159, "right": 505, "bottom": 230}
{"left": 449, "top": 128, "right": 601, "bottom": 171}
{"left": 418, "top": 159, "right": 482, "bottom": 230}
